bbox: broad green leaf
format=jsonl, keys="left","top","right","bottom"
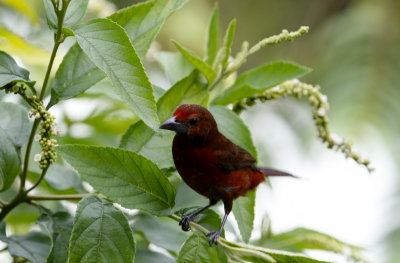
{"left": 0, "top": 50, "right": 34, "bottom": 87}
{"left": 262, "top": 228, "right": 366, "bottom": 262}
{"left": 0, "top": 102, "right": 30, "bottom": 147}
{"left": 174, "top": 182, "right": 209, "bottom": 210}
{"left": 48, "top": 0, "right": 189, "bottom": 105}
{"left": 68, "top": 195, "right": 135, "bottom": 263}
{"left": 218, "top": 19, "right": 236, "bottom": 69}
{"left": 174, "top": 41, "right": 217, "bottom": 84}
{"left": 43, "top": 0, "right": 57, "bottom": 30}
{"left": 48, "top": 44, "right": 105, "bottom": 108}
{"left": 136, "top": 248, "right": 175, "bottom": 263}
{"left": 57, "top": 145, "right": 175, "bottom": 215}
{"left": 37, "top": 210, "right": 73, "bottom": 263}
{"left": 62, "top": 0, "right": 89, "bottom": 28}
{"left": 72, "top": 18, "right": 159, "bottom": 130}
{"left": 7, "top": 231, "right": 51, "bottom": 263}
{"left": 109, "top": 0, "right": 189, "bottom": 59}
{"left": 205, "top": 4, "right": 219, "bottom": 65}
{"left": 155, "top": 51, "right": 194, "bottom": 84}
{"left": 120, "top": 72, "right": 208, "bottom": 169}
{"left": 157, "top": 72, "right": 208, "bottom": 122}
{"left": 177, "top": 232, "right": 227, "bottom": 263}
{"left": 153, "top": 84, "right": 166, "bottom": 100}
{"left": 210, "top": 106, "right": 257, "bottom": 158}
{"left": 43, "top": 0, "right": 89, "bottom": 30}
{"left": 213, "top": 61, "right": 311, "bottom": 105}
{"left": 232, "top": 189, "right": 256, "bottom": 243}
{"left": 0, "top": 128, "right": 20, "bottom": 192}
{"left": 120, "top": 121, "right": 174, "bottom": 169}
{"left": 45, "top": 163, "right": 81, "bottom": 190}
{"left": 134, "top": 213, "right": 187, "bottom": 254}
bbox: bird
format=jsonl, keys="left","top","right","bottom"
{"left": 160, "top": 104, "right": 294, "bottom": 244}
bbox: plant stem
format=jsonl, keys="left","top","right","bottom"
{"left": 19, "top": 120, "right": 40, "bottom": 190}
{"left": 25, "top": 166, "right": 49, "bottom": 193}
{"left": 39, "top": 41, "right": 61, "bottom": 100}
{"left": 1, "top": 3, "right": 69, "bottom": 221}
{"left": 0, "top": 191, "right": 27, "bottom": 221}
{"left": 28, "top": 194, "right": 90, "bottom": 201}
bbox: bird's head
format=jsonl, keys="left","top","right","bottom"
{"left": 159, "top": 104, "right": 218, "bottom": 138}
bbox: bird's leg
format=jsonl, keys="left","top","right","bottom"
{"left": 206, "top": 212, "right": 228, "bottom": 245}
{"left": 179, "top": 199, "right": 217, "bottom": 231}
{"left": 206, "top": 199, "right": 232, "bottom": 245}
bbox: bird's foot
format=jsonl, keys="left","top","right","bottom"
{"left": 206, "top": 230, "right": 221, "bottom": 245}
{"left": 179, "top": 215, "right": 195, "bottom": 231}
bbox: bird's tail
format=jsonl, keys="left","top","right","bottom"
{"left": 259, "top": 167, "right": 298, "bottom": 178}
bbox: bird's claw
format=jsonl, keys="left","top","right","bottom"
{"left": 179, "top": 215, "right": 193, "bottom": 231}
{"left": 206, "top": 230, "right": 221, "bottom": 245}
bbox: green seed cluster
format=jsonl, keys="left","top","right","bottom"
{"left": 3, "top": 81, "right": 27, "bottom": 94}
{"left": 30, "top": 104, "right": 58, "bottom": 169}
{"left": 233, "top": 79, "right": 373, "bottom": 173}
{"left": 2, "top": 81, "right": 58, "bottom": 170}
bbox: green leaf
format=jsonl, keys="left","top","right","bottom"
{"left": 48, "top": 44, "right": 105, "bottom": 108}
{"left": 7, "top": 231, "right": 51, "bottom": 263}
{"left": 177, "top": 232, "right": 227, "bottom": 263}
{"left": 72, "top": 18, "right": 159, "bottom": 130}
{"left": 120, "top": 121, "right": 174, "bottom": 169}
{"left": 155, "top": 51, "right": 194, "bottom": 84}
{"left": 109, "top": 0, "right": 189, "bottom": 59}
{"left": 68, "top": 195, "right": 135, "bottom": 263}
{"left": 157, "top": 72, "right": 208, "bottom": 121}
{"left": 136, "top": 248, "right": 175, "bottom": 263}
{"left": 232, "top": 189, "right": 256, "bottom": 243}
{"left": 205, "top": 4, "right": 219, "bottom": 65}
{"left": 134, "top": 213, "right": 187, "bottom": 254}
{"left": 45, "top": 163, "right": 81, "bottom": 190}
{"left": 0, "top": 102, "right": 30, "bottom": 147}
{"left": 210, "top": 106, "right": 257, "bottom": 158}
{"left": 0, "top": 50, "right": 34, "bottom": 87}
{"left": 213, "top": 61, "right": 311, "bottom": 105}
{"left": 37, "top": 210, "right": 73, "bottom": 263}
{"left": 43, "top": 0, "right": 89, "bottom": 30}
{"left": 120, "top": 72, "right": 208, "bottom": 169}
{"left": 63, "top": 0, "right": 89, "bottom": 28}
{"left": 57, "top": 145, "right": 175, "bottom": 215}
{"left": 0, "top": 128, "right": 20, "bottom": 192}
{"left": 43, "top": 0, "right": 57, "bottom": 30}
{"left": 218, "top": 19, "right": 236, "bottom": 69}
{"left": 262, "top": 227, "right": 366, "bottom": 262}
{"left": 48, "top": 0, "right": 189, "bottom": 106}
{"left": 174, "top": 41, "right": 217, "bottom": 84}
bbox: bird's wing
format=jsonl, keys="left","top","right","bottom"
{"left": 214, "top": 144, "right": 257, "bottom": 172}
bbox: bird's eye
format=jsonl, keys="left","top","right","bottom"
{"left": 189, "top": 118, "right": 199, "bottom": 125}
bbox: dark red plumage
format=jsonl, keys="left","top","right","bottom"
{"left": 160, "top": 104, "right": 293, "bottom": 244}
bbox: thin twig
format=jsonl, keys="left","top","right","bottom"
{"left": 28, "top": 194, "right": 90, "bottom": 201}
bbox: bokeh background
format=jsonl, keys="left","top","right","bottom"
{"left": 1, "top": 0, "right": 399, "bottom": 262}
